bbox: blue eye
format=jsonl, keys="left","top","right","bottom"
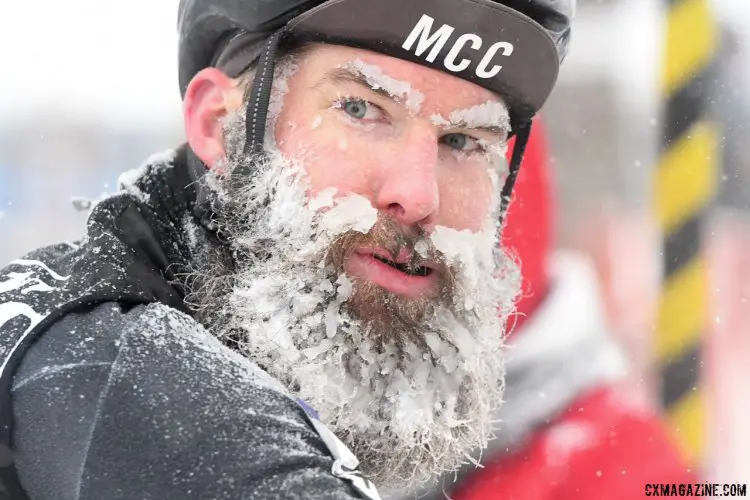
{"left": 442, "top": 133, "right": 482, "bottom": 152}
{"left": 443, "top": 133, "right": 468, "bottom": 150}
{"left": 338, "top": 99, "right": 384, "bottom": 122}
{"left": 342, "top": 100, "right": 369, "bottom": 119}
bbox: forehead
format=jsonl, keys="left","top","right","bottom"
{"left": 296, "top": 43, "right": 504, "bottom": 115}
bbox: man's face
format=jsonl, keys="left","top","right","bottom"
{"left": 275, "top": 44, "right": 507, "bottom": 231}
{"left": 187, "top": 42, "right": 519, "bottom": 493}
{"left": 274, "top": 43, "right": 508, "bottom": 297}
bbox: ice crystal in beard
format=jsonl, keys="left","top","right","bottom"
{"left": 191, "top": 103, "right": 521, "bottom": 490}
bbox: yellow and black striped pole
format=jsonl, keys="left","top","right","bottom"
{"left": 653, "top": 0, "right": 719, "bottom": 468}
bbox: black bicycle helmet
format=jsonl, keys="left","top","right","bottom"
{"left": 177, "top": 0, "right": 575, "bottom": 213}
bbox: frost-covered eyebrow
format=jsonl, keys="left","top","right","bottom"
{"left": 432, "top": 102, "right": 511, "bottom": 139}
{"left": 315, "top": 67, "right": 509, "bottom": 138}
{"left": 315, "top": 67, "right": 398, "bottom": 102}
{"left": 445, "top": 119, "right": 508, "bottom": 138}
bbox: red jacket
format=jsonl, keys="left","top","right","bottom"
{"left": 451, "top": 384, "right": 696, "bottom": 500}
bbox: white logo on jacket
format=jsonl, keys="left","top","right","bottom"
{"left": 402, "top": 14, "right": 514, "bottom": 78}
{"left": 0, "top": 260, "right": 70, "bottom": 377}
{"left": 300, "top": 409, "right": 382, "bottom": 500}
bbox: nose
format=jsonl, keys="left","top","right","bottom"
{"left": 372, "top": 126, "right": 440, "bottom": 228}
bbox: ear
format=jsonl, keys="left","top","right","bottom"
{"left": 183, "top": 67, "right": 242, "bottom": 169}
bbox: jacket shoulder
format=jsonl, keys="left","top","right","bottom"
{"left": 13, "top": 301, "right": 375, "bottom": 500}
{"left": 1, "top": 240, "right": 83, "bottom": 277}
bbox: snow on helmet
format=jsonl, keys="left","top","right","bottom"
{"left": 177, "top": 0, "right": 575, "bottom": 132}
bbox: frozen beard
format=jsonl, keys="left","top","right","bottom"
{"left": 191, "top": 87, "right": 521, "bottom": 492}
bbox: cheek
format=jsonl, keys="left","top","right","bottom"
{"left": 437, "top": 166, "right": 498, "bottom": 231}
{"left": 276, "top": 115, "right": 379, "bottom": 199}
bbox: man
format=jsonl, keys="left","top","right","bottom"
{"left": 417, "top": 119, "right": 697, "bottom": 499}
{"left": 0, "top": 0, "right": 574, "bottom": 498}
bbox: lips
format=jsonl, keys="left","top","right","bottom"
{"left": 343, "top": 246, "right": 439, "bottom": 298}
{"left": 369, "top": 253, "right": 432, "bottom": 277}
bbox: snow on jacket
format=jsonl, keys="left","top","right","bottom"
{"left": 0, "top": 145, "right": 379, "bottom": 500}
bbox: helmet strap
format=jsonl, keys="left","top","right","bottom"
{"left": 230, "top": 27, "right": 287, "bottom": 191}
{"left": 499, "top": 120, "right": 533, "bottom": 224}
